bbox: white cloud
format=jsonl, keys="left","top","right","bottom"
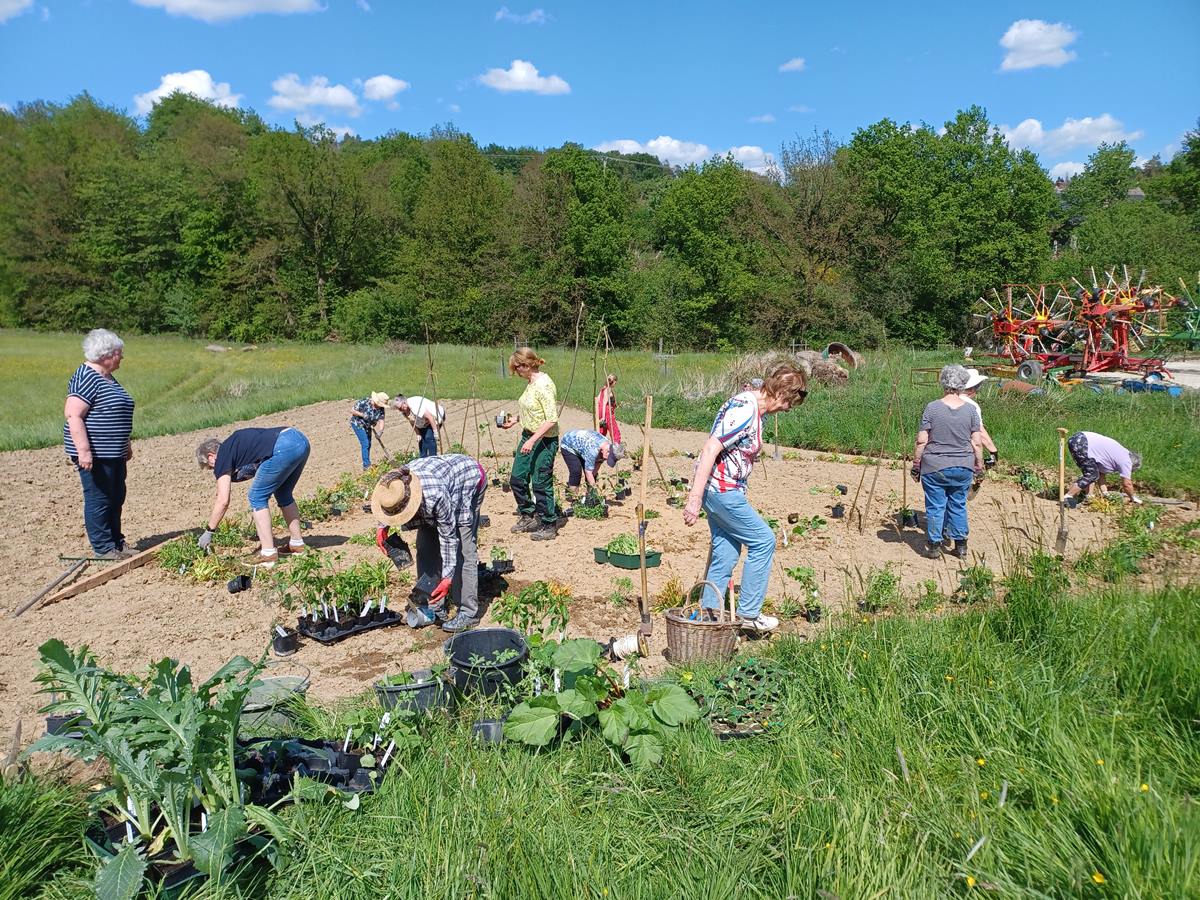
{"left": 0, "top": 101, "right": 11, "bottom": 112}
{"left": 999, "top": 19, "right": 1079, "bottom": 71}
{"left": 494, "top": 6, "right": 545, "bottom": 24}
{"left": 362, "top": 74, "right": 409, "bottom": 110}
{"left": 1048, "top": 161, "right": 1084, "bottom": 180}
{"left": 789, "top": 104, "right": 814, "bottom": 114}
{"left": 40, "top": 4, "right": 48, "bottom": 20}
{"left": 133, "top": 69, "right": 242, "bottom": 116}
{"left": 479, "top": 59, "right": 569, "bottom": 95}
{"left": 778, "top": 57, "right": 806, "bottom": 72}
{"left": 1000, "top": 113, "right": 1142, "bottom": 155}
{"left": 0, "top": 0, "right": 33, "bottom": 23}
{"left": 748, "top": 113, "right": 775, "bottom": 124}
{"left": 132, "top": 0, "right": 321, "bottom": 23}
{"left": 448, "top": 103, "right": 461, "bottom": 114}
{"left": 356, "top": 0, "right": 369, "bottom": 9}
{"left": 269, "top": 73, "right": 361, "bottom": 116}
{"left": 593, "top": 136, "right": 775, "bottom": 174}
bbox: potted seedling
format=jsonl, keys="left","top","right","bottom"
{"left": 803, "top": 602, "right": 826, "bottom": 623}
{"left": 375, "top": 666, "right": 456, "bottom": 713}
{"left": 497, "top": 462, "right": 512, "bottom": 492}
{"left": 831, "top": 502, "right": 845, "bottom": 519}
{"left": 270, "top": 622, "right": 299, "bottom": 657}
{"left": 900, "top": 506, "right": 919, "bottom": 528}
{"left": 490, "top": 545, "right": 515, "bottom": 575}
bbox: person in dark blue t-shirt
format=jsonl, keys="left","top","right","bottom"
{"left": 194, "top": 426, "right": 311, "bottom": 568}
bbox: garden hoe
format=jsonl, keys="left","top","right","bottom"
{"left": 635, "top": 395, "right": 654, "bottom": 657}
{"left": 1055, "top": 427, "right": 1069, "bottom": 554}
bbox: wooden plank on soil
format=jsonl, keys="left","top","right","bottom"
{"left": 37, "top": 542, "right": 167, "bottom": 610}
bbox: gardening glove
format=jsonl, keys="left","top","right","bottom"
{"left": 1127, "top": 494, "right": 1143, "bottom": 505}
{"left": 984, "top": 451, "right": 997, "bottom": 469}
{"left": 1062, "top": 496, "right": 1079, "bottom": 510}
{"left": 910, "top": 463, "right": 921, "bottom": 483}
{"left": 197, "top": 529, "right": 215, "bottom": 552}
{"left": 429, "top": 577, "right": 453, "bottom": 608}
{"left": 376, "top": 526, "right": 390, "bottom": 555}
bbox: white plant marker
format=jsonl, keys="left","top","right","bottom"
{"left": 553, "top": 669, "right": 561, "bottom": 692}
{"left": 124, "top": 795, "right": 136, "bottom": 844}
{"left": 622, "top": 665, "right": 631, "bottom": 689}
{"left": 274, "top": 625, "right": 288, "bottom": 638}
{"left": 360, "top": 599, "right": 373, "bottom": 617}
{"left": 200, "top": 811, "right": 208, "bottom": 832}
{"left": 379, "top": 594, "right": 388, "bottom": 612}
{"left": 381, "top": 739, "right": 396, "bottom": 767}
{"left": 332, "top": 605, "right": 339, "bottom": 623}
{"left": 342, "top": 727, "right": 353, "bottom": 753}
{"left": 965, "top": 835, "right": 987, "bottom": 862}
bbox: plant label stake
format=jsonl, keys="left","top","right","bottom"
{"left": 381, "top": 739, "right": 396, "bottom": 768}
{"left": 343, "top": 727, "right": 353, "bottom": 753}
{"left": 274, "top": 625, "right": 288, "bottom": 638}
{"left": 636, "top": 395, "right": 654, "bottom": 657}
{"left": 1055, "top": 427, "right": 1069, "bottom": 553}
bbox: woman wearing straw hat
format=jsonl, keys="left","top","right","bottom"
{"left": 350, "top": 392, "right": 390, "bottom": 471}
{"left": 372, "top": 454, "right": 488, "bottom": 633}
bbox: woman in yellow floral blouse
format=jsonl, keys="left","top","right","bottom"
{"left": 497, "top": 347, "right": 559, "bottom": 541}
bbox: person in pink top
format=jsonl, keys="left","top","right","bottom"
{"left": 595, "top": 373, "right": 622, "bottom": 445}
{"left": 1063, "top": 431, "right": 1143, "bottom": 507}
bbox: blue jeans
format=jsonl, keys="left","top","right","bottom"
{"left": 417, "top": 427, "right": 438, "bottom": 458}
{"left": 699, "top": 488, "right": 775, "bottom": 620}
{"left": 920, "top": 466, "right": 974, "bottom": 544}
{"left": 75, "top": 457, "right": 127, "bottom": 554}
{"left": 351, "top": 420, "right": 373, "bottom": 469}
{"left": 248, "top": 429, "right": 310, "bottom": 511}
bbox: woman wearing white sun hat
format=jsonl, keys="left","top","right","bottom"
{"left": 350, "top": 391, "right": 390, "bottom": 470}
{"left": 959, "top": 369, "right": 998, "bottom": 469}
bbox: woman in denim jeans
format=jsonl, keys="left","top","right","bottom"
{"left": 911, "top": 365, "right": 983, "bottom": 560}
{"left": 681, "top": 364, "right": 808, "bottom": 633}
{"left": 195, "top": 427, "right": 311, "bottom": 568}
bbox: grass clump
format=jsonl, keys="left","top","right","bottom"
{"left": 0, "top": 777, "right": 91, "bottom": 899}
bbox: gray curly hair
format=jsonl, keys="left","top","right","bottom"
{"left": 82, "top": 329, "right": 124, "bottom": 363}
{"left": 939, "top": 364, "right": 970, "bottom": 392}
{"left": 195, "top": 438, "right": 222, "bottom": 468}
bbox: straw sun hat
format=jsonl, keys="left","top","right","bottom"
{"left": 369, "top": 391, "right": 390, "bottom": 407}
{"left": 371, "top": 468, "right": 423, "bottom": 527}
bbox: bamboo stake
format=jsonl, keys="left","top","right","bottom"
{"left": 860, "top": 380, "right": 899, "bottom": 534}
{"left": 423, "top": 326, "right": 447, "bottom": 455}
{"left": 636, "top": 395, "right": 654, "bottom": 656}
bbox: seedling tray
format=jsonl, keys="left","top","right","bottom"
{"left": 298, "top": 608, "right": 404, "bottom": 645}
{"left": 594, "top": 548, "right": 662, "bottom": 569}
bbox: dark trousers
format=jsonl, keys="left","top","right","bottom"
{"left": 417, "top": 427, "right": 438, "bottom": 458}
{"left": 511, "top": 432, "right": 558, "bottom": 523}
{"left": 1067, "top": 432, "right": 1100, "bottom": 490}
{"left": 75, "top": 457, "right": 127, "bottom": 554}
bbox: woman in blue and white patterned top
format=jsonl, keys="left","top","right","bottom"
{"left": 63, "top": 329, "right": 135, "bottom": 559}
{"left": 349, "top": 391, "right": 389, "bottom": 470}
{"left": 559, "top": 429, "right": 624, "bottom": 500}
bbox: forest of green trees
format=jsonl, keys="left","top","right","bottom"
{"left": 1, "top": 93, "right": 1197, "bottom": 349}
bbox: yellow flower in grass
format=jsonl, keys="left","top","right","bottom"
{"left": 1095, "top": 758, "right": 1104, "bottom": 766}
{"left": 1092, "top": 871, "right": 1106, "bottom": 885}
{"left": 1140, "top": 783, "right": 1149, "bottom": 793}
{"left": 965, "top": 875, "right": 977, "bottom": 888}
{"left": 1051, "top": 795, "right": 1059, "bottom": 805}
{"left": 946, "top": 675, "right": 955, "bottom": 682}
{"left": 976, "top": 757, "right": 986, "bottom": 767}
{"left": 979, "top": 791, "right": 989, "bottom": 800}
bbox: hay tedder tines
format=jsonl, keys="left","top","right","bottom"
{"left": 974, "top": 268, "right": 1191, "bottom": 381}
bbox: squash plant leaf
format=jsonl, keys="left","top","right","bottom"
{"left": 504, "top": 698, "right": 561, "bottom": 746}
{"left": 94, "top": 842, "right": 147, "bottom": 900}
{"left": 647, "top": 684, "right": 701, "bottom": 727}
{"left": 598, "top": 707, "right": 630, "bottom": 746}
{"left": 624, "top": 733, "right": 663, "bottom": 769}
{"left": 573, "top": 674, "right": 611, "bottom": 704}
{"left": 552, "top": 639, "right": 604, "bottom": 674}
{"left": 191, "top": 806, "right": 247, "bottom": 876}
{"left": 554, "top": 689, "right": 597, "bottom": 721}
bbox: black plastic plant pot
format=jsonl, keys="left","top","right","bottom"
{"left": 804, "top": 607, "right": 823, "bottom": 624}
{"left": 836, "top": 484, "right": 848, "bottom": 495}
{"left": 901, "top": 510, "right": 919, "bottom": 528}
{"left": 667, "top": 497, "right": 684, "bottom": 508}
{"left": 45, "top": 713, "right": 91, "bottom": 736}
{"left": 411, "top": 572, "right": 440, "bottom": 605}
{"left": 227, "top": 574, "right": 253, "bottom": 594}
{"left": 502, "top": 483, "right": 511, "bottom": 493}
{"left": 787, "top": 513, "right": 800, "bottom": 524}
{"left": 491, "top": 559, "right": 515, "bottom": 575}
{"left": 471, "top": 718, "right": 505, "bottom": 745}
{"left": 375, "top": 669, "right": 457, "bottom": 713}
{"left": 492, "top": 477, "right": 502, "bottom": 487}
{"left": 443, "top": 627, "right": 529, "bottom": 697}
{"left": 272, "top": 628, "right": 299, "bottom": 657}
{"left": 831, "top": 504, "right": 845, "bottom": 519}
{"left": 857, "top": 600, "right": 879, "bottom": 614}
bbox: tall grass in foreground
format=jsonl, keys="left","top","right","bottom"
{"left": 157, "top": 572, "right": 1198, "bottom": 899}
{"left": 0, "top": 777, "right": 90, "bottom": 899}
{"left": 3, "top": 330, "right": 1197, "bottom": 494}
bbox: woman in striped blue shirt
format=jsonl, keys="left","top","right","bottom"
{"left": 63, "top": 329, "right": 135, "bottom": 559}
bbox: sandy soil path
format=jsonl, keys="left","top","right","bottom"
{"left": 0, "top": 396, "right": 1170, "bottom": 740}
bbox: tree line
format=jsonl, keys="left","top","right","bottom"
{"left": 0, "top": 93, "right": 1196, "bottom": 349}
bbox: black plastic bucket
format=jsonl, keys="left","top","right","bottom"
{"left": 471, "top": 718, "right": 505, "bottom": 745}
{"left": 443, "top": 628, "right": 528, "bottom": 697}
{"left": 374, "top": 669, "right": 456, "bottom": 712}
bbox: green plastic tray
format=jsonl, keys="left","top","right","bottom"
{"left": 594, "top": 548, "right": 661, "bottom": 569}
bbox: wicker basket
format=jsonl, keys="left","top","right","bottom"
{"left": 664, "top": 581, "right": 739, "bottom": 664}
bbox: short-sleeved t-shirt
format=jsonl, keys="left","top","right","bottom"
{"left": 63, "top": 364, "right": 135, "bottom": 459}
{"left": 213, "top": 427, "right": 285, "bottom": 482}
{"left": 704, "top": 392, "right": 762, "bottom": 493}
{"left": 517, "top": 373, "right": 558, "bottom": 436}
{"left": 918, "top": 400, "right": 981, "bottom": 474}
{"left": 1080, "top": 432, "right": 1134, "bottom": 478}
{"left": 560, "top": 429, "right": 606, "bottom": 470}
{"left": 406, "top": 396, "right": 445, "bottom": 429}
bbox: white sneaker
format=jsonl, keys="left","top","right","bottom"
{"left": 738, "top": 614, "right": 779, "bottom": 633}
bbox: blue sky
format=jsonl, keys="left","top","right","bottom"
{"left": 1, "top": 0, "right": 1196, "bottom": 178}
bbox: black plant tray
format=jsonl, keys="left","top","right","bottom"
{"left": 297, "top": 608, "right": 404, "bottom": 645}
{"left": 239, "top": 737, "right": 383, "bottom": 796}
